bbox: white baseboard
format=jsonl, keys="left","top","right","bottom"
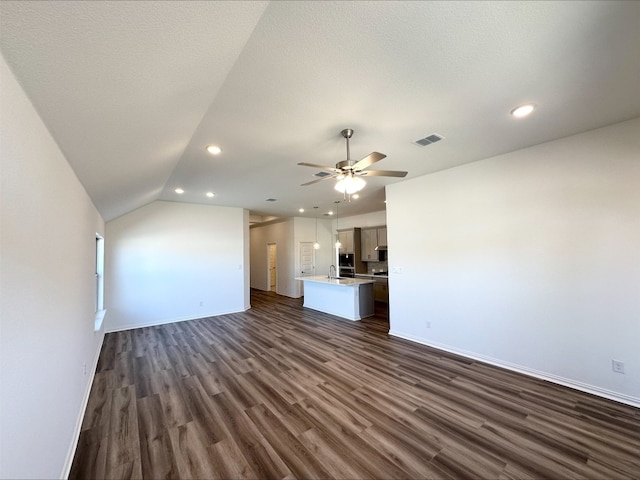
{"left": 389, "top": 330, "right": 640, "bottom": 409}
{"left": 60, "top": 332, "right": 105, "bottom": 479}
{"left": 105, "top": 308, "right": 246, "bottom": 333}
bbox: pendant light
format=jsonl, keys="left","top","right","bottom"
{"left": 334, "top": 201, "right": 341, "bottom": 249}
{"left": 313, "top": 206, "right": 320, "bottom": 249}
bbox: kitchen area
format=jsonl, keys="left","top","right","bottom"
{"left": 337, "top": 226, "right": 389, "bottom": 304}
{"left": 295, "top": 222, "right": 390, "bottom": 325}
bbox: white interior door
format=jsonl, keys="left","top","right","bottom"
{"left": 299, "top": 242, "right": 314, "bottom": 296}
{"left": 300, "top": 242, "right": 314, "bottom": 276}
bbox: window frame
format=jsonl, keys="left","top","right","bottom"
{"left": 94, "top": 233, "right": 106, "bottom": 331}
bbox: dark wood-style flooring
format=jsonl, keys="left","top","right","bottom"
{"left": 71, "top": 290, "right": 640, "bottom": 479}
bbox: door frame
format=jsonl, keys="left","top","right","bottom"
{"left": 267, "top": 243, "right": 277, "bottom": 292}
{"left": 299, "top": 241, "right": 315, "bottom": 297}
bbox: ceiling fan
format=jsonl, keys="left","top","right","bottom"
{"left": 298, "top": 128, "right": 408, "bottom": 195}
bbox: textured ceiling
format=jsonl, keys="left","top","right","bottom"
{"left": 2, "top": 1, "right": 639, "bottom": 221}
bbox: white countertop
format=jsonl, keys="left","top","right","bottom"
{"left": 296, "top": 275, "right": 374, "bottom": 286}
{"left": 355, "top": 273, "right": 389, "bottom": 279}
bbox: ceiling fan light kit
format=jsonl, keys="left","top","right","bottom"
{"left": 334, "top": 174, "right": 366, "bottom": 194}
{"left": 298, "top": 128, "right": 408, "bottom": 200}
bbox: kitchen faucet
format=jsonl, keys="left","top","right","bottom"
{"left": 329, "top": 265, "right": 336, "bottom": 279}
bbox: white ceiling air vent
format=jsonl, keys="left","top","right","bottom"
{"left": 415, "top": 133, "right": 444, "bottom": 147}
{"left": 314, "top": 171, "right": 332, "bottom": 178}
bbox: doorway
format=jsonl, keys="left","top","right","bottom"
{"left": 267, "top": 243, "right": 277, "bottom": 292}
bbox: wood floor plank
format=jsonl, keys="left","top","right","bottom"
{"left": 208, "top": 391, "right": 288, "bottom": 479}
{"left": 150, "top": 368, "right": 193, "bottom": 428}
{"left": 70, "top": 289, "right": 640, "bottom": 480}
{"left": 297, "top": 428, "right": 374, "bottom": 480}
{"left": 113, "top": 350, "right": 135, "bottom": 388}
{"left": 81, "top": 370, "right": 115, "bottom": 431}
{"left": 357, "top": 425, "right": 449, "bottom": 479}
{"left": 71, "top": 427, "right": 108, "bottom": 480}
{"left": 196, "top": 369, "right": 226, "bottom": 397}
{"left": 137, "top": 395, "right": 180, "bottom": 479}
{"left": 95, "top": 333, "right": 117, "bottom": 373}
{"left": 132, "top": 354, "right": 154, "bottom": 399}
{"left": 432, "top": 441, "right": 507, "bottom": 480}
{"left": 105, "top": 385, "right": 142, "bottom": 479}
{"left": 245, "top": 403, "right": 334, "bottom": 479}
{"left": 239, "top": 372, "right": 313, "bottom": 436}
{"left": 239, "top": 438, "right": 294, "bottom": 480}
{"left": 208, "top": 437, "right": 260, "bottom": 480}
{"left": 168, "top": 421, "right": 218, "bottom": 480}
{"left": 296, "top": 396, "right": 418, "bottom": 479}
{"left": 180, "top": 375, "right": 228, "bottom": 445}
{"left": 164, "top": 344, "right": 193, "bottom": 378}
{"left": 146, "top": 342, "right": 172, "bottom": 373}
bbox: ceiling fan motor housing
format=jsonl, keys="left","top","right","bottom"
{"left": 336, "top": 159, "right": 357, "bottom": 171}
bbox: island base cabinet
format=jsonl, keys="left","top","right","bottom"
{"left": 302, "top": 282, "right": 374, "bottom": 321}
{"left": 373, "top": 281, "right": 389, "bottom": 303}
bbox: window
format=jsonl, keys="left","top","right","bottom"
{"left": 94, "top": 233, "right": 105, "bottom": 331}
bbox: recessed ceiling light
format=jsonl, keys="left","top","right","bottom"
{"left": 206, "top": 145, "right": 222, "bottom": 155}
{"left": 298, "top": 208, "right": 304, "bottom": 213}
{"left": 352, "top": 193, "right": 360, "bottom": 199}
{"left": 510, "top": 104, "right": 535, "bottom": 118}
{"left": 328, "top": 211, "right": 334, "bottom": 215}
{"left": 206, "top": 192, "right": 215, "bottom": 198}
{"left": 174, "top": 188, "right": 184, "bottom": 194}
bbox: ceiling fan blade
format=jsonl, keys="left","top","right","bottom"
{"left": 360, "top": 170, "right": 408, "bottom": 178}
{"left": 297, "top": 162, "right": 339, "bottom": 173}
{"left": 301, "top": 174, "right": 340, "bottom": 186}
{"left": 351, "top": 152, "right": 386, "bottom": 171}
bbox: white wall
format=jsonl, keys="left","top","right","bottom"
{"left": 387, "top": 118, "right": 640, "bottom": 406}
{"left": 334, "top": 210, "right": 386, "bottom": 230}
{"left": 250, "top": 217, "right": 332, "bottom": 297}
{"left": 105, "top": 201, "right": 247, "bottom": 331}
{"left": 0, "top": 54, "right": 106, "bottom": 479}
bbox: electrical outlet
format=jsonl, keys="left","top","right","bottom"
{"left": 612, "top": 360, "right": 625, "bottom": 374}
{"left": 199, "top": 301, "right": 204, "bottom": 307}
{"left": 426, "top": 321, "right": 431, "bottom": 328}
{"left": 83, "top": 363, "right": 87, "bottom": 375}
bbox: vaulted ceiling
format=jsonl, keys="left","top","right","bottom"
{"left": 2, "top": 1, "right": 639, "bottom": 221}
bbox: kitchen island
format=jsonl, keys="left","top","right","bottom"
{"left": 296, "top": 275, "right": 375, "bottom": 321}
{"left": 355, "top": 273, "right": 389, "bottom": 303}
